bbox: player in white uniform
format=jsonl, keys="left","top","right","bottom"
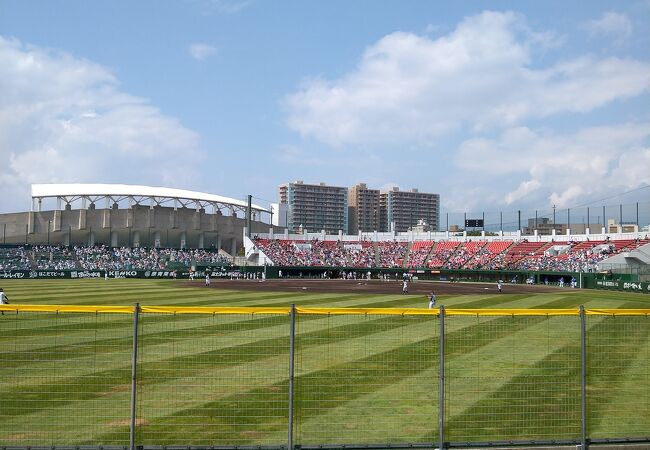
{"left": 428, "top": 291, "right": 436, "bottom": 309}
{"left": 0, "top": 288, "right": 9, "bottom": 315}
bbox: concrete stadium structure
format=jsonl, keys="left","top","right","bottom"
{"left": 0, "top": 184, "right": 282, "bottom": 254}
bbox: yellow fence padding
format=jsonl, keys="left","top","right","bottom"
{"left": 585, "top": 309, "right": 650, "bottom": 316}
{"left": 1, "top": 304, "right": 649, "bottom": 316}
{"left": 294, "top": 307, "right": 439, "bottom": 315}
{"left": 445, "top": 308, "right": 582, "bottom": 316}
{"left": 140, "top": 306, "right": 291, "bottom": 315}
{"left": 0, "top": 304, "right": 135, "bottom": 313}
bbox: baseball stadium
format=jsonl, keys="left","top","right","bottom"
{"left": 0, "top": 184, "right": 649, "bottom": 450}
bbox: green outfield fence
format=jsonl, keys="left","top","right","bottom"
{"left": 0, "top": 305, "right": 649, "bottom": 449}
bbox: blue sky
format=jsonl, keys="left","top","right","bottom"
{"left": 1, "top": 0, "right": 649, "bottom": 220}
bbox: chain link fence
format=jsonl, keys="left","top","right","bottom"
{"left": 0, "top": 305, "right": 648, "bottom": 449}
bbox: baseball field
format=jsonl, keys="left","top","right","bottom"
{"left": 0, "top": 278, "right": 648, "bottom": 447}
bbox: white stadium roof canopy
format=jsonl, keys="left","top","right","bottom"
{"left": 31, "top": 183, "right": 269, "bottom": 213}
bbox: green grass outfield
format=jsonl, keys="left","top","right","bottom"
{"left": 0, "top": 279, "right": 649, "bottom": 447}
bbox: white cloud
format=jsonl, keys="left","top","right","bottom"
{"left": 454, "top": 123, "right": 650, "bottom": 209}
{"left": 583, "top": 11, "right": 632, "bottom": 39}
{"left": 505, "top": 179, "right": 541, "bottom": 205}
{"left": 286, "top": 11, "right": 649, "bottom": 147}
{"left": 188, "top": 43, "right": 217, "bottom": 61}
{"left": 0, "top": 36, "right": 204, "bottom": 212}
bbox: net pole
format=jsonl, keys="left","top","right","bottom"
{"left": 288, "top": 303, "right": 296, "bottom": 450}
{"left": 439, "top": 304, "right": 445, "bottom": 450}
{"left": 130, "top": 303, "right": 140, "bottom": 450}
{"left": 580, "top": 305, "right": 587, "bottom": 450}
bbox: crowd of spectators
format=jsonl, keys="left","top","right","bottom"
{"left": 0, "top": 247, "right": 31, "bottom": 270}
{"left": 0, "top": 245, "right": 231, "bottom": 271}
{"left": 512, "top": 242, "right": 615, "bottom": 273}
{"left": 1, "top": 236, "right": 647, "bottom": 273}
{"left": 427, "top": 242, "right": 459, "bottom": 268}
{"left": 445, "top": 241, "right": 486, "bottom": 269}
{"left": 347, "top": 242, "right": 376, "bottom": 267}
{"left": 408, "top": 241, "right": 434, "bottom": 268}
{"left": 377, "top": 242, "right": 408, "bottom": 268}
{"left": 254, "top": 237, "right": 649, "bottom": 273}
{"left": 254, "top": 238, "right": 379, "bottom": 267}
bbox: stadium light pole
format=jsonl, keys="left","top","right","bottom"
{"left": 552, "top": 204, "right": 556, "bottom": 232}
{"left": 619, "top": 203, "right": 623, "bottom": 226}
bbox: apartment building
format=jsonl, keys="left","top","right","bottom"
{"left": 279, "top": 181, "right": 348, "bottom": 233}
{"left": 348, "top": 183, "right": 380, "bottom": 234}
{"left": 381, "top": 187, "right": 440, "bottom": 232}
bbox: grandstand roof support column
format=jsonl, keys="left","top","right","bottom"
{"left": 246, "top": 195, "right": 252, "bottom": 238}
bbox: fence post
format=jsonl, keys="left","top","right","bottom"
{"left": 288, "top": 304, "right": 296, "bottom": 450}
{"left": 130, "top": 303, "right": 140, "bottom": 450}
{"left": 580, "top": 305, "right": 588, "bottom": 450}
{"left": 439, "top": 305, "right": 445, "bottom": 450}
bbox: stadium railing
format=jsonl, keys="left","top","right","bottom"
{"left": 1, "top": 305, "right": 649, "bottom": 450}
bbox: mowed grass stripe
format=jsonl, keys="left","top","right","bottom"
{"left": 3, "top": 314, "right": 440, "bottom": 444}
{"left": 0, "top": 281, "right": 648, "bottom": 446}
{"left": 2, "top": 294, "right": 420, "bottom": 371}
{"left": 96, "top": 314, "right": 556, "bottom": 445}
{"left": 2, "top": 312, "right": 437, "bottom": 416}
{"left": 425, "top": 300, "right": 648, "bottom": 442}
{"left": 586, "top": 315, "right": 650, "bottom": 437}
{"left": 0, "top": 292, "right": 581, "bottom": 391}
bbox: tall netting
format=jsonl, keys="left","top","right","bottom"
{"left": 293, "top": 311, "right": 440, "bottom": 445}
{"left": 135, "top": 310, "right": 291, "bottom": 447}
{"left": 587, "top": 314, "right": 650, "bottom": 438}
{"left": 0, "top": 310, "right": 132, "bottom": 446}
{"left": 444, "top": 313, "right": 582, "bottom": 443}
{"left": 1, "top": 305, "right": 649, "bottom": 449}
